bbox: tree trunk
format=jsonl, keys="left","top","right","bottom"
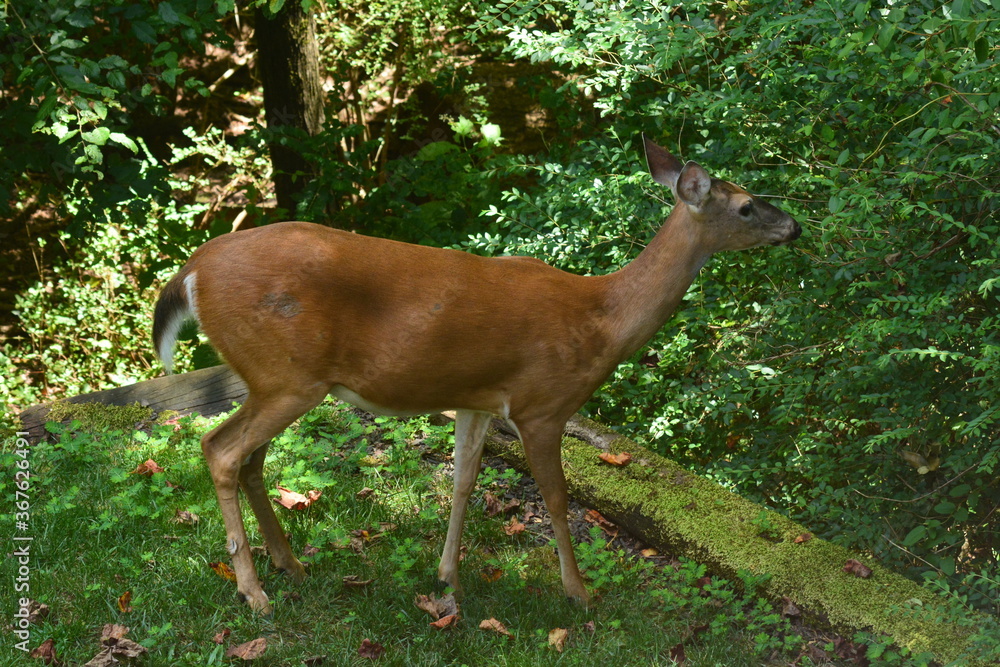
{"left": 255, "top": 1, "right": 325, "bottom": 218}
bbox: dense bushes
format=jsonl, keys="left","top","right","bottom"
{"left": 473, "top": 0, "right": 999, "bottom": 612}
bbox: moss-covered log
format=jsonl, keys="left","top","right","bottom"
{"left": 17, "top": 365, "right": 246, "bottom": 441}
{"left": 486, "top": 415, "right": 988, "bottom": 666}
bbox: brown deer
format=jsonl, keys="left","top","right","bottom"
{"left": 153, "top": 136, "right": 800, "bottom": 614}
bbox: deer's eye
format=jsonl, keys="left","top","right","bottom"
{"left": 739, "top": 201, "right": 754, "bottom": 217}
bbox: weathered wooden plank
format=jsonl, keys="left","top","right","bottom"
{"left": 17, "top": 365, "right": 247, "bottom": 442}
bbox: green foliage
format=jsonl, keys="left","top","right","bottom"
{"left": 471, "top": 0, "right": 1000, "bottom": 612}
{"left": 0, "top": 0, "right": 233, "bottom": 227}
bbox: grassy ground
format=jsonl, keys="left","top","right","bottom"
{"left": 1, "top": 402, "right": 928, "bottom": 666}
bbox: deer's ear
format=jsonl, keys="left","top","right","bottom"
{"left": 675, "top": 161, "right": 712, "bottom": 209}
{"left": 643, "top": 134, "right": 684, "bottom": 189}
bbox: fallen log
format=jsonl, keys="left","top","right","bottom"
{"left": 484, "top": 414, "right": 988, "bottom": 666}
{"left": 16, "top": 365, "right": 246, "bottom": 442}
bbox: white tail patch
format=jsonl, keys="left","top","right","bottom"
{"left": 157, "top": 271, "right": 199, "bottom": 374}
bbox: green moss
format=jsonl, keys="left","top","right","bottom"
{"left": 47, "top": 401, "right": 154, "bottom": 433}
{"left": 488, "top": 419, "right": 987, "bottom": 665}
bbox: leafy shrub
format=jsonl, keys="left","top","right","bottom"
{"left": 472, "top": 0, "right": 1000, "bottom": 610}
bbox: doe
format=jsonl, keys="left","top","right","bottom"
{"left": 152, "top": 136, "right": 801, "bottom": 613}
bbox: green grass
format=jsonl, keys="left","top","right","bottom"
{"left": 1, "top": 402, "right": 925, "bottom": 666}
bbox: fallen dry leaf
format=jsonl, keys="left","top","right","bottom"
{"left": 275, "top": 485, "right": 322, "bottom": 510}
{"left": 357, "top": 638, "right": 385, "bottom": 659}
{"left": 131, "top": 459, "right": 164, "bottom": 476}
{"left": 480, "top": 565, "right": 504, "bottom": 583}
{"left": 548, "top": 627, "right": 569, "bottom": 652}
{"left": 582, "top": 620, "right": 596, "bottom": 634}
{"left": 793, "top": 532, "right": 813, "bottom": 544}
{"left": 413, "top": 593, "right": 459, "bottom": 621}
{"left": 641, "top": 548, "right": 659, "bottom": 558}
{"left": 356, "top": 487, "right": 375, "bottom": 500}
{"left": 84, "top": 625, "right": 147, "bottom": 666}
{"left": 226, "top": 637, "right": 267, "bottom": 660}
{"left": 843, "top": 559, "right": 873, "bottom": 579}
{"left": 429, "top": 614, "right": 459, "bottom": 630}
{"left": 303, "top": 655, "right": 326, "bottom": 666}
{"left": 782, "top": 596, "right": 801, "bottom": 617}
{"left": 584, "top": 509, "right": 618, "bottom": 535}
{"left": 503, "top": 517, "right": 526, "bottom": 536}
{"left": 24, "top": 600, "right": 49, "bottom": 624}
{"left": 342, "top": 575, "right": 374, "bottom": 589}
{"left": 173, "top": 510, "right": 200, "bottom": 525}
{"left": 212, "top": 628, "right": 231, "bottom": 644}
{"left": 99, "top": 624, "right": 129, "bottom": 642}
{"left": 598, "top": 451, "right": 632, "bottom": 467}
{"left": 669, "top": 642, "right": 687, "bottom": 664}
{"left": 116, "top": 590, "right": 132, "bottom": 613}
{"left": 208, "top": 561, "right": 237, "bottom": 582}
{"left": 484, "top": 492, "right": 503, "bottom": 517}
{"left": 29, "top": 638, "right": 59, "bottom": 665}
{"left": 478, "top": 617, "right": 512, "bottom": 638}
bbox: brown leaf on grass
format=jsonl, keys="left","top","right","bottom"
{"left": 25, "top": 600, "right": 50, "bottom": 624}
{"left": 478, "top": 617, "right": 511, "bottom": 638}
{"left": 208, "top": 561, "right": 237, "bottom": 582}
{"left": 84, "top": 625, "right": 148, "bottom": 666}
{"left": 641, "top": 548, "right": 659, "bottom": 558}
{"left": 782, "top": 597, "right": 801, "bottom": 617}
{"left": 843, "top": 559, "right": 873, "bottom": 579}
{"left": 414, "top": 593, "right": 458, "bottom": 621}
{"left": 429, "top": 614, "right": 459, "bottom": 630}
{"left": 225, "top": 637, "right": 267, "bottom": 660}
{"left": 302, "top": 544, "right": 321, "bottom": 558}
{"left": 116, "top": 590, "right": 132, "bottom": 613}
{"left": 484, "top": 491, "right": 503, "bottom": 517}
{"left": 582, "top": 620, "right": 596, "bottom": 634}
{"left": 131, "top": 459, "right": 164, "bottom": 476}
{"left": 357, "top": 638, "right": 385, "bottom": 659}
{"left": 303, "top": 655, "right": 326, "bottom": 666}
{"left": 480, "top": 565, "right": 504, "bottom": 583}
{"left": 29, "top": 638, "right": 59, "bottom": 665}
{"left": 793, "top": 532, "right": 813, "bottom": 544}
{"left": 356, "top": 487, "right": 375, "bottom": 500}
{"left": 548, "top": 627, "right": 569, "bottom": 652}
{"left": 99, "top": 624, "right": 129, "bottom": 642}
{"left": 668, "top": 642, "right": 687, "bottom": 664}
{"left": 173, "top": 510, "right": 200, "bottom": 525}
{"left": 584, "top": 509, "right": 618, "bottom": 535}
{"left": 212, "top": 628, "right": 231, "bottom": 644}
{"left": 598, "top": 451, "right": 632, "bottom": 466}
{"left": 503, "top": 517, "right": 526, "bottom": 536}
{"left": 274, "top": 485, "right": 322, "bottom": 510}
{"left": 342, "top": 575, "right": 374, "bottom": 589}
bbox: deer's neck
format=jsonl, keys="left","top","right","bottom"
{"left": 602, "top": 209, "right": 711, "bottom": 362}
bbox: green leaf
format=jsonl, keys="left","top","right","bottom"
{"left": 158, "top": 2, "right": 181, "bottom": 24}
{"left": 479, "top": 123, "right": 503, "bottom": 146}
{"left": 974, "top": 38, "right": 989, "bottom": 64}
{"left": 132, "top": 21, "right": 157, "bottom": 44}
{"left": 933, "top": 500, "right": 955, "bottom": 515}
{"left": 82, "top": 127, "right": 111, "bottom": 145}
{"left": 109, "top": 132, "right": 139, "bottom": 153}
{"left": 450, "top": 115, "right": 475, "bottom": 138}
{"left": 828, "top": 195, "right": 845, "bottom": 215}
{"left": 901, "top": 526, "right": 925, "bottom": 547}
